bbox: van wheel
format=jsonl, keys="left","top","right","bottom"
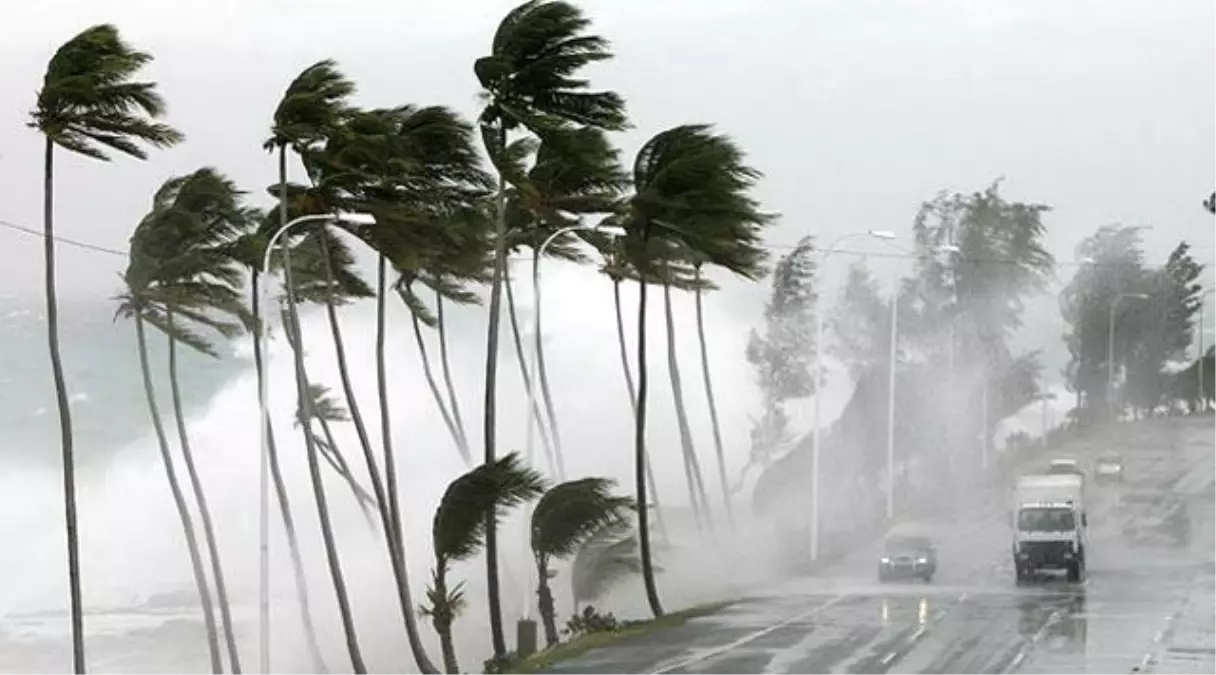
{"left": 1015, "top": 564, "right": 1031, "bottom": 585}
{"left": 1066, "top": 561, "right": 1081, "bottom": 583}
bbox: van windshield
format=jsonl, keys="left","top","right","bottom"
{"left": 1018, "top": 507, "right": 1076, "bottom": 532}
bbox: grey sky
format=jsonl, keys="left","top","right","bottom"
{"left": 0, "top": 0, "right": 1212, "bottom": 310}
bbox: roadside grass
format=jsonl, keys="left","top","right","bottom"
{"left": 504, "top": 601, "right": 734, "bottom": 674}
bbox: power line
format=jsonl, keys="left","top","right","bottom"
{"left": 0, "top": 216, "right": 1179, "bottom": 271}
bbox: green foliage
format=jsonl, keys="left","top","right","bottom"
{"left": 831, "top": 260, "right": 889, "bottom": 380}
{"left": 432, "top": 452, "right": 547, "bottom": 567}
{"left": 1061, "top": 226, "right": 1205, "bottom": 419}
{"left": 265, "top": 59, "right": 356, "bottom": 153}
{"left": 563, "top": 606, "right": 620, "bottom": 638}
{"left": 532, "top": 478, "right": 634, "bottom": 563}
{"left": 32, "top": 24, "right": 183, "bottom": 160}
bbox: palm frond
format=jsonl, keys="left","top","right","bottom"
{"left": 32, "top": 24, "right": 183, "bottom": 160}
{"left": 267, "top": 59, "right": 356, "bottom": 152}
{"left": 432, "top": 452, "right": 547, "bottom": 564}
{"left": 531, "top": 478, "right": 634, "bottom": 560}
{"left": 570, "top": 521, "right": 651, "bottom": 605}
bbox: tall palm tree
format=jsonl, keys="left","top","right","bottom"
{"left": 266, "top": 59, "right": 367, "bottom": 674}
{"left": 475, "top": 0, "right": 627, "bottom": 654}
{"left": 226, "top": 210, "right": 329, "bottom": 672}
{"left": 530, "top": 478, "right": 633, "bottom": 646}
{"left": 422, "top": 453, "right": 547, "bottom": 673}
{"left": 30, "top": 25, "right": 182, "bottom": 668}
{"left": 293, "top": 382, "right": 378, "bottom": 523}
{"left": 617, "top": 124, "right": 772, "bottom": 617}
{"left": 140, "top": 169, "right": 252, "bottom": 673}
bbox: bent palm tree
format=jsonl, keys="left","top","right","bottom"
{"left": 226, "top": 210, "right": 329, "bottom": 672}
{"left": 618, "top": 124, "right": 772, "bottom": 617}
{"left": 423, "top": 453, "right": 547, "bottom": 673}
{"left": 530, "top": 478, "right": 634, "bottom": 646}
{"left": 266, "top": 59, "right": 366, "bottom": 673}
{"left": 31, "top": 25, "right": 182, "bottom": 669}
{"left": 475, "top": 0, "right": 628, "bottom": 657}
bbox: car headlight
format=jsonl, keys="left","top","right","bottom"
{"left": 880, "top": 557, "right": 890, "bottom": 564}
{"left": 917, "top": 557, "right": 928, "bottom": 564}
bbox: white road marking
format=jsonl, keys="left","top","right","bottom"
{"left": 880, "top": 652, "right": 898, "bottom": 666}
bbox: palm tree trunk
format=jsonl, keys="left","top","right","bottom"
{"left": 314, "top": 418, "right": 377, "bottom": 525}
{"left": 435, "top": 294, "right": 470, "bottom": 457}
{"left": 166, "top": 316, "right": 242, "bottom": 673}
{"left": 663, "top": 282, "right": 713, "bottom": 533}
{"left": 504, "top": 274, "right": 558, "bottom": 475}
{"left": 635, "top": 223, "right": 664, "bottom": 618}
{"left": 483, "top": 125, "right": 509, "bottom": 659}
{"left": 432, "top": 570, "right": 460, "bottom": 674}
{"left": 279, "top": 147, "right": 367, "bottom": 673}
{"left": 250, "top": 278, "right": 329, "bottom": 673}
{"left": 135, "top": 314, "right": 223, "bottom": 674}
{"left": 693, "top": 269, "right": 733, "bottom": 526}
{"left": 316, "top": 233, "right": 384, "bottom": 523}
{"left": 530, "top": 250, "right": 566, "bottom": 479}
{"left": 377, "top": 257, "right": 440, "bottom": 674}
{"left": 536, "top": 559, "right": 559, "bottom": 647}
{"left": 404, "top": 289, "right": 470, "bottom": 465}
{"left": 43, "top": 139, "right": 85, "bottom": 674}
{"left": 613, "top": 278, "right": 666, "bottom": 540}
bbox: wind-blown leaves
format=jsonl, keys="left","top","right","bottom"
{"left": 432, "top": 453, "right": 547, "bottom": 565}
{"left": 532, "top": 478, "right": 635, "bottom": 561}
{"left": 570, "top": 521, "right": 650, "bottom": 606}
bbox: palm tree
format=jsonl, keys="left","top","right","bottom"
{"left": 226, "top": 210, "right": 329, "bottom": 672}
{"left": 691, "top": 261, "right": 737, "bottom": 526}
{"left": 422, "top": 453, "right": 547, "bottom": 673}
{"left": 530, "top": 478, "right": 634, "bottom": 646}
{"left": 570, "top": 521, "right": 648, "bottom": 616}
{"left": 294, "top": 382, "right": 378, "bottom": 522}
{"left": 140, "top": 169, "right": 252, "bottom": 673}
{"left": 30, "top": 25, "right": 182, "bottom": 668}
{"left": 600, "top": 244, "right": 667, "bottom": 540}
{"left": 266, "top": 60, "right": 366, "bottom": 673}
{"left": 617, "top": 124, "right": 772, "bottom": 617}
{"left": 475, "top": 0, "right": 627, "bottom": 655}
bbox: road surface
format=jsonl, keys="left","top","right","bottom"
{"left": 545, "top": 416, "right": 1215, "bottom": 674}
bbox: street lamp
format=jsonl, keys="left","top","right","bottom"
{"left": 1106, "top": 292, "right": 1150, "bottom": 422}
{"left": 518, "top": 223, "right": 625, "bottom": 635}
{"left": 1034, "top": 391, "right": 1058, "bottom": 448}
{"left": 810, "top": 229, "right": 894, "bottom": 561}
{"left": 257, "top": 210, "right": 375, "bottom": 674}
{"left": 1199, "top": 289, "right": 1215, "bottom": 411}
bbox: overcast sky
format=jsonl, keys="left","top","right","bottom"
{"left": 1, "top": 0, "right": 1212, "bottom": 311}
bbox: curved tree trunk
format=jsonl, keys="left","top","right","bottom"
{"left": 377, "top": 257, "right": 440, "bottom": 674}
{"left": 135, "top": 314, "right": 223, "bottom": 674}
{"left": 166, "top": 318, "right": 242, "bottom": 673}
{"left": 279, "top": 148, "right": 367, "bottom": 673}
{"left": 613, "top": 279, "right": 667, "bottom": 540}
{"left": 693, "top": 269, "right": 733, "bottom": 526}
{"left": 43, "top": 139, "right": 85, "bottom": 673}
{"left": 663, "top": 282, "right": 713, "bottom": 532}
{"left": 435, "top": 294, "right": 470, "bottom": 458}
{"left": 314, "top": 417, "right": 377, "bottom": 526}
{"left": 250, "top": 277, "right": 329, "bottom": 673}
{"left": 483, "top": 130, "right": 509, "bottom": 658}
{"left": 404, "top": 289, "right": 470, "bottom": 465}
{"left": 635, "top": 224, "right": 664, "bottom": 618}
{"left": 504, "top": 274, "right": 558, "bottom": 476}
{"left": 536, "top": 559, "right": 559, "bottom": 648}
{"left": 530, "top": 250, "right": 566, "bottom": 479}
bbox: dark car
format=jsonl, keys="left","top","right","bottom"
{"left": 878, "top": 534, "right": 937, "bottom": 582}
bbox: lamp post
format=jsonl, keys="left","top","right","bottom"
{"left": 1199, "top": 289, "right": 1215, "bottom": 412}
{"left": 810, "top": 229, "right": 895, "bottom": 561}
{"left": 517, "top": 223, "right": 625, "bottom": 641}
{"left": 1106, "top": 292, "right": 1150, "bottom": 422}
{"left": 1034, "top": 391, "right": 1058, "bottom": 448}
{"left": 257, "top": 211, "right": 375, "bottom": 674}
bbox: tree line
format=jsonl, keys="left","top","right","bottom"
{"left": 29, "top": 1, "right": 773, "bottom": 673}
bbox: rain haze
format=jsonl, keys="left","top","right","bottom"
{"left": 0, "top": 0, "right": 1212, "bottom": 673}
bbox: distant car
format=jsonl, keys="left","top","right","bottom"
{"left": 1094, "top": 455, "right": 1124, "bottom": 484}
{"left": 1047, "top": 458, "right": 1085, "bottom": 479}
{"left": 878, "top": 534, "right": 937, "bottom": 582}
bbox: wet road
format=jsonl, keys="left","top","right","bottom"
{"left": 547, "top": 417, "right": 1215, "bottom": 674}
